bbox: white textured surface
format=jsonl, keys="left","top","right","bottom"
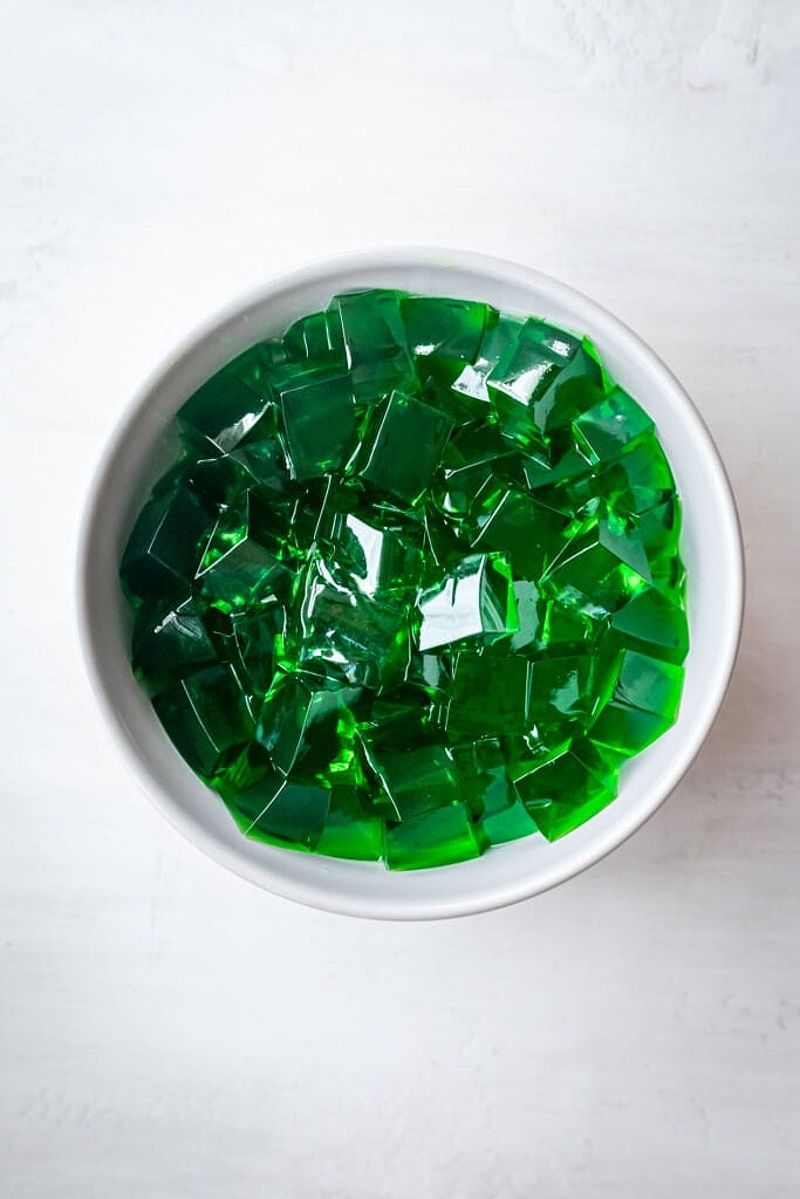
{"left": 1, "top": 1, "right": 798, "bottom": 1195}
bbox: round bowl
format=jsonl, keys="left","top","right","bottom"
{"left": 77, "top": 248, "right": 743, "bottom": 920}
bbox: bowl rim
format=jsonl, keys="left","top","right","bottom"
{"left": 76, "top": 246, "right": 745, "bottom": 920}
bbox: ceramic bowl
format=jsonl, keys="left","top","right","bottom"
{"left": 77, "top": 248, "right": 743, "bottom": 919}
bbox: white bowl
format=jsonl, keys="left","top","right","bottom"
{"left": 77, "top": 248, "right": 743, "bottom": 920}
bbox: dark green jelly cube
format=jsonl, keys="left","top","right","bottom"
{"left": 329, "top": 290, "right": 415, "bottom": 388}
{"left": 120, "top": 485, "right": 211, "bottom": 606}
{"left": 528, "top": 654, "right": 596, "bottom": 727}
{"left": 573, "top": 386, "right": 653, "bottom": 464}
{"left": 131, "top": 596, "right": 217, "bottom": 689}
{"left": 384, "top": 802, "right": 484, "bottom": 870}
{"left": 610, "top": 586, "right": 689, "bottom": 665}
{"left": 613, "top": 649, "right": 684, "bottom": 721}
{"left": 152, "top": 663, "right": 256, "bottom": 777}
{"left": 515, "top": 742, "right": 615, "bottom": 841}
{"left": 177, "top": 344, "right": 277, "bottom": 453}
{"left": 315, "top": 788, "right": 384, "bottom": 862}
{"left": 283, "top": 310, "right": 347, "bottom": 367}
{"left": 275, "top": 369, "right": 358, "bottom": 480}
{"left": 248, "top": 779, "right": 332, "bottom": 851}
{"left": 368, "top": 743, "right": 463, "bottom": 821}
{"left": 356, "top": 390, "right": 452, "bottom": 505}
{"left": 481, "top": 798, "right": 539, "bottom": 847}
{"left": 445, "top": 651, "right": 533, "bottom": 739}
{"left": 471, "top": 488, "right": 567, "bottom": 580}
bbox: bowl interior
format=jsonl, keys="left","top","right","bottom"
{"left": 79, "top": 250, "right": 742, "bottom": 919}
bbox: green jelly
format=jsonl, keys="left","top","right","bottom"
{"left": 120, "top": 289, "right": 688, "bottom": 870}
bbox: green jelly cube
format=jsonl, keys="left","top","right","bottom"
{"left": 450, "top": 738, "right": 513, "bottom": 817}
{"left": 153, "top": 664, "right": 255, "bottom": 778}
{"left": 599, "top": 433, "right": 676, "bottom": 516}
{"left": 283, "top": 310, "right": 346, "bottom": 367}
{"left": 216, "top": 756, "right": 286, "bottom": 828}
{"left": 291, "top": 559, "right": 411, "bottom": 689}
{"left": 635, "top": 497, "right": 681, "bottom": 566}
{"left": 316, "top": 788, "right": 384, "bottom": 862}
{"left": 248, "top": 779, "right": 332, "bottom": 850}
{"left": 275, "top": 369, "right": 358, "bottom": 480}
{"left": 450, "top": 315, "right": 526, "bottom": 403}
{"left": 356, "top": 390, "right": 452, "bottom": 505}
{"left": 120, "top": 486, "right": 211, "bottom": 605}
{"left": 401, "top": 295, "right": 496, "bottom": 362}
{"left": 177, "top": 344, "right": 277, "bottom": 453}
{"left": 368, "top": 743, "right": 463, "bottom": 821}
{"left": 255, "top": 669, "right": 361, "bottom": 776}
{"left": 481, "top": 799, "right": 539, "bottom": 846}
{"left": 515, "top": 743, "right": 615, "bottom": 841}
{"left": 521, "top": 442, "right": 593, "bottom": 494}
{"left": 330, "top": 512, "right": 423, "bottom": 600}
{"left": 589, "top": 701, "right": 674, "bottom": 756}
{"left": 185, "top": 436, "right": 291, "bottom": 509}
{"left": 528, "top": 654, "right": 596, "bottom": 727}
{"left": 446, "top": 652, "right": 533, "bottom": 739}
{"left": 229, "top": 604, "right": 285, "bottom": 695}
{"left": 610, "top": 586, "right": 689, "bottom": 665}
{"left": 417, "top": 552, "right": 518, "bottom": 652}
{"left": 197, "top": 498, "right": 291, "bottom": 614}
{"left": 543, "top": 517, "right": 652, "bottom": 617}
{"left": 572, "top": 386, "right": 653, "bottom": 464}
{"left": 131, "top": 596, "right": 217, "bottom": 688}
{"left": 385, "top": 802, "right": 484, "bottom": 870}
{"left": 330, "top": 290, "right": 415, "bottom": 387}
{"left": 471, "top": 489, "right": 567, "bottom": 580}
{"left": 613, "top": 649, "right": 684, "bottom": 721}
{"left": 486, "top": 318, "right": 578, "bottom": 403}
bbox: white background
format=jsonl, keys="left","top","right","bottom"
{"left": 2, "top": 2, "right": 799, "bottom": 1195}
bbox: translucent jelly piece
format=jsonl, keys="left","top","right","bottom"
{"left": 613, "top": 649, "right": 684, "bottom": 721}
{"left": 572, "top": 386, "right": 653, "bottom": 464}
{"left": 446, "top": 651, "right": 533, "bottom": 739}
{"left": 384, "top": 802, "right": 484, "bottom": 870}
{"left": 451, "top": 314, "right": 526, "bottom": 403}
{"left": 516, "top": 740, "right": 615, "bottom": 841}
{"left": 368, "top": 743, "right": 464, "bottom": 821}
{"left": 542, "top": 519, "right": 651, "bottom": 617}
{"left": 131, "top": 596, "right": 217, "bottom": 687}
{"left": 481, "top": 799, "right": 539, "bottom": 846}
{"left": 528, "top": 654, "right": 596, "bottom": 727}
{"left": 315, "top": 788, "right": 384, "bottom": 861}
{"left": 186, "top": 436, "right": 291, "bottom": 509}
{"left": 610, "top": 586, "right": 689, "bottom": 664}
{"left": 177, "top": 343, "right": 278, "bottom": 453}
{"left": 330, "top": 290, "right": 416, "bottom": 388}
{"left": 291, "top": 559, "right": 411, "bottom": 689}
{"left": 487, "top": 321, "right": 602, "bottom": 440}
{"left": 275, "top": 368, "right": 358, "bottom": 480}
{"left": 417, "top": 552, "right": 518, "bottom": 652}
{"left": 197, "top": 496, "right": 292, "bottom": 614}
{"left": 120, "top": 486, "right": 211, "bottom": 606}
{"left": 589, "top": 701, "right": 674, "bottom": 756}
{"left": 283, "top": 310, "right": 346, "bottom": 367}
{"left": 248, "top": 779, "right": 332, "bottom": 850}
{"left": 597, "top": 432, "right": 676, "bottom": 516}
{"left": 153, "top": 664, "right": 256, "bottom": 777}
{"left": 356, "top": 390, "right": 452, "bottom": 505}
{"left": 254, "top": 669, "right": 361, "bottom": 776}
{"left": 450, "top": 739, "right": 525, "bottom": 839}
{"left": 401, "top": 295, "right": 496, "bottom": 362}
{"left": 328, "top": 512, "right": 423, "bottom": 600}
{"left": 471, "top": 489, "right": 567, "bottom": 580}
